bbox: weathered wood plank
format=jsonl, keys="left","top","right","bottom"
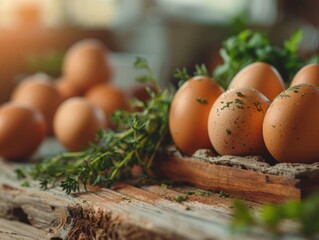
{"left": 0, "top": 218, "right": 49, "bottom": 240}
{"left": 155, "top": 155, "right": 300, "bottom": 203}
{"left": 0, "top": 138, "right": 312, "bottom": 239}
{"left": 0, "top": 159, "right": 240, "bottom": 240}
{"left": 0, "top": 159, "right": 278, "bottom": 240}
{"left": 154, "top": 148, "right": 319, "bottom": 204}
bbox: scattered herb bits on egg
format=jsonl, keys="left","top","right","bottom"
{"left": 228, "top": 62, "right": 285, "bottom": 101}
{"left": 53, "top": 97, "right": 106, "bottom": 151}
{"left": 0, "top": 103, "right": 46, "bottom": 161}
{"left": 263, "top": 84, "right": 319, "bottom": 163}
{"left": 169, "top": 76, "right": 224, "bottom": 156}
{"left": 208, "top": 88, "right": 269, "bottom": 156}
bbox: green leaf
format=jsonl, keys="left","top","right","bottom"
{"left": 15, "top": 168, "right": 26, "bottom": 179}
{"left": 21, "top": 181, "right": 30, "bottom": 187}
{"left": 284, "top": 30, "right": 302, "bottom": 54}
{"left": 260, "top": 205, "right": 282, "bottom": 232}
{"left": 299, "top": 193, "right": 319, "bottom": 236}
{"left": 213, "top": 29, "right": 306, "bottom": 87}
{"left": 231, "top": 192, "right": 319, "bottom": 237}
{"left": 134, "top": 57, "right": 149, "bottom": 69}
{"left": 173, "top": 195, "right": 188, "bottom": 203}
{"left": 136, "top": 76, "right": 149, "bottom": 83}
{"left": 281, "top": 199, "right": 301, "bottom": 219}
{"left": 194, "top": 64, "right": 209, "bottom": 76}
{"left": 230, "top": 200, "right": 255, "bottom": 233}
{"left": 174, "top": 67, "right": 191, "bottom": 88}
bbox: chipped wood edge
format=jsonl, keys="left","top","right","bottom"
{"left": 155, "top": 154, "right": 303, "bottom": 204}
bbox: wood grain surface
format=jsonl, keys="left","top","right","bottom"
{"left": 0, "top": 218, "right": 49, "bottom": 240}
{"left": 0, "top": 139, "right": 311, "bottom": 239}
{"left": 0, "top": 159, "right": 304, "bottom": 240}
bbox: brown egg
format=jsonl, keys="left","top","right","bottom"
{"left": 85, "top": 83, "right": 130, "bottom": 127}
{"left": 53, "top": 97, "right": 106, "bottom": 151}
{"left": 54, "top": 78, "right": 83, "bottom": 100}
{"left": 0, "top": 103, "right": 46, "bottom": 160}
{"left": 263, "top": 84, "right": 319, "bottom": 163}
{"left": 228, "top": 62, "right": 285, "bottom": 101}
{"left": 169, "top": 76, "right": 224, "bottom": 156}
{"left": 208, "top": 88, "right": 269, "bottom": 156}
{"left": 63, "top": 39, "right": 113, "bottom": 92}
{"left": 11, "top": 74, "right": 63, "bottom": 134}
{"left": 290, "top": 64, "right": 319, "bottom": 87}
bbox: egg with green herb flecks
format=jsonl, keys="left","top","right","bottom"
{"left": 208, "top": 87, "right": 269, "bottom": 156}
{"left": 263, "top": 84, "right": 319, "bottom": 163}
{"left": 169, "top": 76, "right": 224, "bottom": 156}
{"left": 228, "top": 62, "right": 285, "bottom": 101}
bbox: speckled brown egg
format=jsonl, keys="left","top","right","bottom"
{"left": 63, "top": 39, "right": 113, "bottom": 92}
{"left": 169, "top": 76, "right": 224, "bottom": 156}
{"left": 11, "top": 74, "right": 63, "bottom": 135}
{"left": 290, "top": 64, "right": 319, "bottom": 87}
{"left": 228, "top": 62, "right": 285, "bottom": 101}
{"left": 263, "top": 84, "right": 319, "bottom": 163}
{"left": 208, "top": 87, "right": 269, "bottom": 156}
{"left": 53, "top": 97, "right": 106, "bottom": 151}
{"left": 0, "top": 103, "right": 46, "bottom": 160}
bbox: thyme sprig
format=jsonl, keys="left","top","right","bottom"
{"left": 25, "top": 58, "right": 172, "bottom": 194}
{"left": 174, "top": 64, "right": 210, "bottom": 88}
{"left": 174, "top": 67, "right": 191, "bottom": 88}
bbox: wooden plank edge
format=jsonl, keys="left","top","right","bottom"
{"left": 155, "top": 155, "right": 302, "bottom": 204}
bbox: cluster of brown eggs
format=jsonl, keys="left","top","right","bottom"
{"left": 169, "top": 62, "right": 319, "bottom": 164}
{"left": 0, "top": 39, "right": 134, "bottom": 160}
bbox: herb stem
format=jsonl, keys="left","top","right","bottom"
{"left": 22, "top": 57, "right": 171, "bottom": 194}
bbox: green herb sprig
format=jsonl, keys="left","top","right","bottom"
{"left": 213, "top": 29, "right": 306, "bottom": 89}
{"left": 231, "top": 193, "right": 319, "bottom": 237}
{"left": 24, "top": 58, "right": 172, "bottom": 194}
{"left": 174, "top": 64, "right": 210, "bottom": 88}
{"left": 174, "top": 67, "right": 191, "bottom": 88}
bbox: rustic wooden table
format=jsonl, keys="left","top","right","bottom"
{"left": 0, "top": 139, "right": 304, "bottom": 240}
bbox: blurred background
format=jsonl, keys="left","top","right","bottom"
{"left": 0, "top": 0, "right": 319, "bottom": 103}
